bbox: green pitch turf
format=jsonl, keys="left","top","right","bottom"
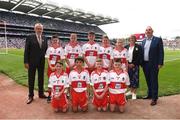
{"left": 0, "top": 48, "right": 180, "bottom": 97}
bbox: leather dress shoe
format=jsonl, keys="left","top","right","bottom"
{"left": 150, "top": 100, "right": 157, "bottom": 106}
{"left": 39, "top": 94, "right": 47, "bottom": 99}
{"left": 27, "top": 97, "right": 33, "bottom": 104}
{"left": 143, "top": 96, "right": 152, "bottom": 99}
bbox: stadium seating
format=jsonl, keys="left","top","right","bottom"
{"left": 0, "top": 11, "right": 105, "bottom": 48}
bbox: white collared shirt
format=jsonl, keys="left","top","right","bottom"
{"left": 144, "top": 37, "right": 153, "bottom": 61}
{"left": 128, "top": 46, "right": 134, "bottom": 63}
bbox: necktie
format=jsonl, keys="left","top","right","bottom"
{"left": 37, "top": 35, "right": 42, "bottom": 48}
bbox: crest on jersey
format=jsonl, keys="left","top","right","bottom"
{"left": 62, "top": 80, "right": 64, "bottom": 83}
{"left": 77, "top": 82, "right": 82, "bottom": 88}
{"left": 123, "top": 53, "right": 125, "bottom": 56}
{"left": 107, "top": 50, "right": 110, "bottom": 53}
{"left": 122, "top": 77, "right": 125, "bottom": 81}
{"left": 58, "top": 51, "right": 60, "bottom": 53}
{"left": 83, "top": 76, "right": 86, "bottom": 79}
{"left": 103, "top": 77, "right": 106, "bottom": 80}
{"left": 95, "top": 47, "right": 97, "bottom": 49}
{"left": 76, "top": 49, "right": 78, "bottom": 52}
{"left": 73, "top": 76, "right": 76, "bottom": 79}
{"left": 98, "top": 83, "right": 104, "bottom": 89}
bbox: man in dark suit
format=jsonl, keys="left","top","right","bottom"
{"left": 142, "top": 26, "right": 164, "bottom": 106}
{"left": 24, "top": 23, "right": 48, "bottom": 104}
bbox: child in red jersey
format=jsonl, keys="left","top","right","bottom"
{"left": 64, "top": 33, "right": 82, "bottom": 74}
{"left": 69, "top": 57, "right": 90, "bottom": 112}
{"left": 109, "top": 58, "right": 130, "bottom": 113}
{"left": 113, "top": 39, "right": 128, "bottom": 71}
{"left": 82, "top": 32, "right": 100, "bottom": 74}
{"left": 91, "top": 59, "right": 109, "bottom": 111}
{"left": 48, "top": 61, "right": 69, "bottom": 112}
{"left": 46, "top": 35, "right": 65, "bottom": 103}
{"left": 98, "top": 35, "right": 113, "bottom": 71}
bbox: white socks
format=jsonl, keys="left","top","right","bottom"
{"left": 126, "top": 91, "right": 137, "bottom": 100}
{"left": 132, "top": 93, "right": 137, "bottom": 100}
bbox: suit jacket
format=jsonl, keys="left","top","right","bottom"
{"left": 24, "top": 34, "right": 48, "bottom": 65}
{"left": 125, "top": 44, "right": 143, "bottom": 66}
{"left": 142, "top": 36, "right": 164, "bottom": 67}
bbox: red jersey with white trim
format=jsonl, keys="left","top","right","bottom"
{"left": 82, "top": 42, "right": 100, "bottom": 67}
{"left": 109, "top": 70, "right": 130, "bottom": 94}
{"left": 64, "top": 43, "right": 82, "bottom": 66}
{"left": 46, "top": 46, "right": 65, "bottom": 65}
{"left": 91, "top": 69, "right": 110, "bottom": 93}
{"left": 48, "top": 72, "right": 69, "bottom": 96}
{"left": 113, "top": 48, "right": 128, "bottom": 69}
{"left": 98, "top": 46, "right": 113, "bottom": 69}
{"left": 69, "top": 68, "right": 90, "bottom": 92}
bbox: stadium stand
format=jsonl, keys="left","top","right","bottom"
{"left": 0, "top": 0, "right": 119, "bottom": 49}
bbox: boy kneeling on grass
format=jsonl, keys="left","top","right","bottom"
{"left": 69, "top": 57, "right": 90, "bottom": 112}
{"left": 91, "top": 59, "right": 109, "bottom": 112}
{"left": 48, "top": 61, "right": 69, "bottom": 113}
{"left": 109, "top": 58, "right": 130, "bottom": 113}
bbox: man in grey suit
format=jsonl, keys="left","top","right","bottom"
{"left": 24, "top": 23, "right": 48, "bottom": 104}
{"left": 142, "top": 26, "right": 164, "bottom": 106}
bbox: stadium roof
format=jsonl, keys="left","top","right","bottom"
{"left": 0, "top": 0, "right": 119, "bottom": 26}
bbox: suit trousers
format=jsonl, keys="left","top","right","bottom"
{"left": 142, "top": 62, "right": 159, "bottom": 100}
{"left": 28, "top": 59, "right": 45, "bottom": 97}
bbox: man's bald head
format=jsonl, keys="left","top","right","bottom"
{"left": 145, "top": 26, "right": 153, "bottom": 38}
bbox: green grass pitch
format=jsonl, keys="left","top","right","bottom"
{"left": 0, "top": 48, "right": 180, "bottom": 98}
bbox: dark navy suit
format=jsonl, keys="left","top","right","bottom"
{"left": 142, "top": 36, "right": 164, "bottom": 100}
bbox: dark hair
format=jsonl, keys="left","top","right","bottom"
{"left": 75, "top": 57, "right": 84, "bottom": 63}
{"left": 55, "top": 60, "right": 63, "bottom": 66}
{"left": 129, "top": 35, "right": 136, "bottom": 41}
{"left": 88, "top": 31, "right": 95, "bottom": 35}
{"left": 114, "top": 58, "right": 121, "bottom": 63}
{"left": 51, "top": 34, "right": 59, "bottom": 39}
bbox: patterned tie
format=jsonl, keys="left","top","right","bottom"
{"left": 37, "top": 35, "right": 42, "bottom": 48}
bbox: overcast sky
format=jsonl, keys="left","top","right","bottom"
{"left": 46, "top": 0, "right": 180, "bottom": 38}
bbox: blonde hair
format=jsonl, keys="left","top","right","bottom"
{"left": 116, "top": 38, "right": 124, "bottom": 43}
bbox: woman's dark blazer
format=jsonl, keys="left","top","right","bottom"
{"left": 125, "top": 44, "right": 143, "bottom": 66}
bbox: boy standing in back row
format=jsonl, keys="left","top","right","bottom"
{"left": 82, "top": 32, "right": 100, "bottom": 74}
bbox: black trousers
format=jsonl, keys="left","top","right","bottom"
{"left": 28, "top": 60, "right": 45, "bottom": 97}
{"left": 143, "top": 62, "right": 159, "bottom": 100}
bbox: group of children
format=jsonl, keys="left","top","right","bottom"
{"left": 45, "top": 32, "right": 132, "bottom": 113}
{"left": 48, "top": 58, "right": 129, "bottom": 113}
